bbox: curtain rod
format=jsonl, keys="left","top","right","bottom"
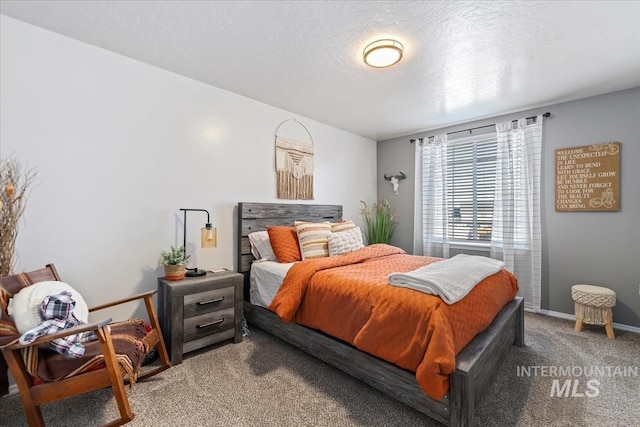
{"left": 409, "top": 112, "right": 550, "bottom": 143}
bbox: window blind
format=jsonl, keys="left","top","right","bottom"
{"left": 446, "top": 133, "right": 497, "bottom": 242}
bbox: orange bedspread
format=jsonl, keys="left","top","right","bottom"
{"left": 269, "top": 244, "right": 518, "bottom": 400}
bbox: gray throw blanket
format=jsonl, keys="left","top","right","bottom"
{"left": 387, "top": 254, "right": 504, "bottom": 304}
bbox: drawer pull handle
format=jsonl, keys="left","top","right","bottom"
{"left": 197, "top": 318, "right": 224, "bottom": 328}
{"left": 197, "top": 297, "right": 224, "bottom": 305}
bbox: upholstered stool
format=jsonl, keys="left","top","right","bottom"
{"left": 571, "top": 284, "right": 616, "bottom": 339}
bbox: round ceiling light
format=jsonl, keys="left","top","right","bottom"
{"left": 363, "top": 39, "right": 404, "bottom": 68}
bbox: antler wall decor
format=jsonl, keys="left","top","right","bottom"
{"left": 384, "top": 172, "right": 406, "bottom": 195}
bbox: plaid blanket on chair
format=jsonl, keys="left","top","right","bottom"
{"left": 19, "top": 291, "right": 97, "bottom": 358}
{"left": 1, "top": 274, "right": 151, "bottom": 396}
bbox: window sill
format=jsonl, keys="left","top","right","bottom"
{"left": 449, "top": 241, "right": 491, "bottom": 250}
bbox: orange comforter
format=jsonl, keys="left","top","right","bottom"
{"left": 269, "top": 244, "right": 518, "bottom": 400}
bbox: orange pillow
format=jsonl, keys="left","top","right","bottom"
{"left": 267, "top": 226, "right": 301, "bottom": 263}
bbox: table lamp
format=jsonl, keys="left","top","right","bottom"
{"left": 179, "top": 208, "right": 217, "bottom": 277}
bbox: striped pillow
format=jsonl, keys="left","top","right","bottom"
{"left": 331, "top": 220, "right": 358, "bottom": 233}
{"left": 295, "top": 221, "right": 332, "bottom": 260}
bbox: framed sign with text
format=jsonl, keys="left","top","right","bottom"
{"left": 555, "top": 142, "right": 620, "bottom": 212}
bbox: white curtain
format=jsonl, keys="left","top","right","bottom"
{"left": 414, "top": 134, "right": 450, "bottom": 258}
{"left": 491, "top": 116, "right": 543, "bottom": 312}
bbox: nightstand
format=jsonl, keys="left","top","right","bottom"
{"left": 158, "top": 270, "right": 243, "bottom": 365}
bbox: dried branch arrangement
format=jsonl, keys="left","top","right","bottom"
{"left": 0, "top": 156, "right": 36, "bottom": 276}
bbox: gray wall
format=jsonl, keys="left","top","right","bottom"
{"left": 378, "top": 88, "right": 640, "bottom": 328}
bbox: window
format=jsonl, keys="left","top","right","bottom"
{"left": 446, "top": 134, "right": 497, "bottom": 242}
{"left": 415, "top": 115, "right": 543, "bottom": 312}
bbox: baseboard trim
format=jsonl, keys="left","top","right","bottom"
{"left": 536, "top": 309, "right": 640, "bottom": 334}
{"left": 8, "top": 384, "right": 17, "bottom": 395}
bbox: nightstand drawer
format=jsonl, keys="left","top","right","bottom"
{"left": 183, "top": 307, "right": 235, "bottom": 342}
{"left": 183, "top": 286, "right": 234, "bottom": 318}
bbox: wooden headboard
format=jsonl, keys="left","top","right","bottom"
{"left": 237, "top": 202, "right": 343, "bottom": 300}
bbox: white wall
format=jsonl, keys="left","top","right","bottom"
{"left": 0, "top": 16, "right": 377, "bottom": 321}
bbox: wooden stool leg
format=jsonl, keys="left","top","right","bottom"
{"left": 575, "top": 317, "right": 583, "bottom": 332}
{"left": 605, "top": 310, "right": 615, "bottom": 340}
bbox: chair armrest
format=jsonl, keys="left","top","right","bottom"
{"left": 89, "top": 289, "right": 157, "bottom": 312}
{"left": 3, "top": 318, "right": 112, "bottom": 351}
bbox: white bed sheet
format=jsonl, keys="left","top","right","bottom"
{"left": 250, "top": 260, "right": 295, "bottom": 308}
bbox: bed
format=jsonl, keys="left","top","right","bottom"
{"left": 237, "top": 202, "right": 524, "bottom": 427}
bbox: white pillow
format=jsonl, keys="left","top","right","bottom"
{"left": 7, "top": 281, "right": 89, "bottom": 335}
{"left": 328, "top": 227, "right": 365, "bottom": 256}
{"left": 248, "top": 230, "right": 276, "bottom": 262}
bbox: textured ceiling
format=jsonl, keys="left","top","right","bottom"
{"left": 2, "top": 1, "right": 639, "bottom": 141}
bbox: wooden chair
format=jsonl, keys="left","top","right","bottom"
{"left": 0, "top": 264, "right": 171, "bottom": 426}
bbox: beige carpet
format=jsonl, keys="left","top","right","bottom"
{"left": 0, "top": 312, "right": 638, "bottom": 426}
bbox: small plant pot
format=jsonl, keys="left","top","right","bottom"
{"left": 164, "top": 264, "right": 186, "bottom": 281}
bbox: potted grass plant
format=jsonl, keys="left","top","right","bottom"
{"left": 160, "top": 245, "right": 190, "bottom": 280}
{"left": 360, "top": 198, "right": 397, "bottom": 245}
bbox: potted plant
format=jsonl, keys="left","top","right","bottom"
{"left": 360, "top": 199, "right": 397, "bottom": 245}
{"left": 160, "top": 245, "right": 190, "bottom": 281}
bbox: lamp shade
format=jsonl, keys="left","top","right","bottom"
{"left": 201, "top": 223, "right": 217, "bottom": 248}
{"left": 363, "top": 39, "right": 404, "bottom": 68}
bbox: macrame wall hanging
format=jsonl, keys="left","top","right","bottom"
{"left": 274, "top": 119, "right": 314, "bottom": 200}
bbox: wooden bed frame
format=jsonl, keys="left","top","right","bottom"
{"left": 237, "top": 202, "right": 524, "bottom": 427}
